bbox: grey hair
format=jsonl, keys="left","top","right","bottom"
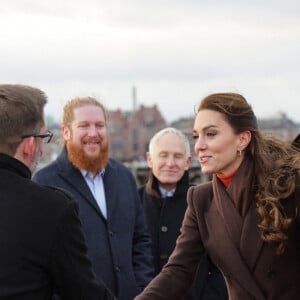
{"left": 148, "top": 127, "right": 191, "bottom": 158}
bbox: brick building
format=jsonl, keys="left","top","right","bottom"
{"left": 108, "top": 104, "right": 167, "bottom": 161}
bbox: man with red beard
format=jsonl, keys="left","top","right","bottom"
{"left": 33, "top": 96, "right": 154, "bottom": 300}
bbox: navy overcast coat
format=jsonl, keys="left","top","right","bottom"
{"left": 139, "top": 171, "right": 228, "bottom": 300}
{"left": 33, "top": 147, "right": 154, "bottom": 300}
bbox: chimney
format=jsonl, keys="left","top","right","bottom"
{"left": 132, "top": 86, "right": 137, "bottom": 112}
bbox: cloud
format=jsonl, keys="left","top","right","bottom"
{"left": 1, "top": 0, "right": 300, "bottom": 124}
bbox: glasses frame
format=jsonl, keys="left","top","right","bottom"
{"left": 21, "top": 130, "right": 54, "bottom": 144}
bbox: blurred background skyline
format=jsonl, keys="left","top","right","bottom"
{"left": 1, "top": 0, "right": 300, "bottom": 123}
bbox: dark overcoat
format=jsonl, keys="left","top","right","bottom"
{"left": 0, "top": 153, "right": 115, "bottom": 300}
{"left": 33, "top": 148, "right": 154, "bottom": 300}
{"left": 139, "top": 171, "right": 227, "bottom": 300}
{"left": 135, "top": 159, "right": 300, "bottom": 300}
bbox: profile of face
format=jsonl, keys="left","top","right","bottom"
{"left": 193, "top": 109, "right": 250, "bottom": 176}
{"left": 31, "top": 142, "right": 43, "bottom": 173}
{"left": 30, "top": 125, "right": 47, "bottom": 173}
{"left": 146, "top": 132, "right": 192, "bottom": 190}
{"left": 62, "top": 104, "right": 109, "bottom": 173}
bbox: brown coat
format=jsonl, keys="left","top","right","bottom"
{"left": 135, "top": 160, "right": 300, "bottom": 300}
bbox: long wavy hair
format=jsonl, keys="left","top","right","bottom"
{"left": 198, "top": 92, "right": 300, "bottom": 254}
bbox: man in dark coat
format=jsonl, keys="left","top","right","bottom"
{"left": 33, "top": 96, "right": 154, "bottom": 300}
{"left": 139, "top": 127, "right": 227, "bottom": 300}
{"left": 0, "top": 84, "right": 115, "bottom": 299}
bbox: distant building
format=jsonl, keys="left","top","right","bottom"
{"left": 171, "top": 111, "right": 299, "bottom": 146}
{"left": 108, "top": 109, "right": 130, "bottom": 161}
{"left": 170, "top": 117, "right": 194, "bottom": 141}
{"left": 108, "top": 104, "right": 167, "bottom": 161}
{"left": 257, "top": 111, "right": 299, "bottom": 142}
{"left": 170, "top": 116, "right": 195, "bottom": 159}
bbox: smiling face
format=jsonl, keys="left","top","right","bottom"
{"left": 62, "top": 104, "right": 109, "bottom": 173}
{"left": 193, "top": 109, "right": 250, "bottom": 176}
{"left": 146, "top": 132, "right": 192, "bottom": 190}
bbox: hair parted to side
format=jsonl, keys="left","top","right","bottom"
{"left": 198, "top": 92, "right": 300, "bottom": 254}
{"left": 62, "top": 96, "right": 108, "bottom": 127}
{"left": 0, "top": 84, "right": 47, "bottom": 154}
{"left": 149, "top": 127, "right": 191, "bottom": 158}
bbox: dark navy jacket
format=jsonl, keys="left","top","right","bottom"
{"left": 139, "top": 171, "right": 228, "bottom": 300}
{"left": 33, "top": 147, "right": 154, "bottom": 300}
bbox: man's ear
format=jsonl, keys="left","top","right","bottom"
{"left": 185, "top": 155, "right": 193, "bottom": 170}
{"left": 146, "top": 152, "right": 152, "bottom": 168}
{"left": 61, "top": 124, "right": 71, "bottom": 140}
{"left": 15, "top": 137, "right": 35, "bottom": 165}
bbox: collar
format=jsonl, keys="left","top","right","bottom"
{"left": 81, "top": 168, "right": 105, "bottom": 180}
{"left": 0, "top": 153, "right": 31, "bottom": 179}
{"left": 216, "top": 168, "right": 239, "bottom": 187}
{"left": 145, "top": 170, "right": 190, "bottom": 198}
{"left": 213, "top": 155, "right": 255, "bottom": 218}
{"left": 159, "top": 187, "right": 176, "bottom": 198}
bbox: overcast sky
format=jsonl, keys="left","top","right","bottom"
{"left": 1, "top": 0, "right": 300, "bottom": 123}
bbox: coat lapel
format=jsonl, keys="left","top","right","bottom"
{"left": 57, "top": 148, "right": 103, "bottom": 217}
{"left": 102, "top": 161, "right": 116, "bottom": 219}
{"left": 213, "top": 178, "right": 264, "bottom": 271}
{"left": 212, "top": 180, "right": 242, "bottom": 248}
{"left": 204, "top": 203, "right": 265, "bottom": 300}
{"left": 240, "top": 201, "right": 264, "bottom": 271}
{"left": 205, "top": 156, "right": 266, "bottom": 300}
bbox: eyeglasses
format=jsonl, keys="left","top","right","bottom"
{"left": 21, "top": 130, "right": 54, "bottom": 144}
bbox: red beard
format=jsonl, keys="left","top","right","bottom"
{"left": 66, "top": 136, "right": 109, "bottom": 174}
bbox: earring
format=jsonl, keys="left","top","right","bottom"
{"left": 237, "top": 149, "right": 242, "bottom": 156}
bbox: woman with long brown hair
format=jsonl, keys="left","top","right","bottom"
{"left": 135, "top": 92, "right": 300, "bottom": 300}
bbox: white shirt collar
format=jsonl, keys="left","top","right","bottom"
{"left": 81, "top": 168, "right": 105, "bottom": 179}
{"left": 159, "top": 187, "right": 176, "bottom": 198}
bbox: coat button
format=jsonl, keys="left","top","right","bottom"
{"left": 115, "top": 266, "right": 120, "bottom": 272}
{"left": 160, "top": 254, "right": 168, "bottom": 259}
{"left": 161, "top": 226, "right": 168, "bottom": 232}
{"left": 267, "top": 270, "right": 276, "bottom": 279}
{"left": 109, "top": 230, "right": 114, "bottom": 237}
